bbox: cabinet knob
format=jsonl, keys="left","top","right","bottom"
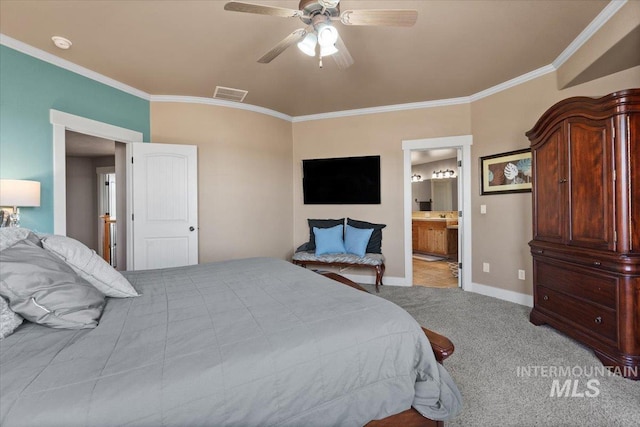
{"left": 543, "top": 295, "right": 549, "bottom": 301}
{"left": 558, "top": 178, "right": 567, "bottom": 183}
{"left": 594, "top": 316, "right": 602, "bottom": 324}
{"left": 593, "top": 261, "right": 601, "bottom": 266}
{"left": 533, "top": 249, "right": 544, "bottom": 254}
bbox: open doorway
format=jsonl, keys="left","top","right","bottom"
{"left": 65, "top": 130, "right": 127, "bottom": 270}
{"left": 402, "top": 135, "right": 473, "bottom": 291}
{"left": 410, "top": 149, "right": 460, "bottom": 288}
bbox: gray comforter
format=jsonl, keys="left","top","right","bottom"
{"left": 0, "top": 257, "right": 462, "bottom": 426}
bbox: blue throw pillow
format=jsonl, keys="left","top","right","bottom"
{"left": 347, "top": 218, "right": 386, "bottom": 253}
{"left": 313, "top": 225, "right": 346, "bottom": 256}
{"left": 344, "top": 225, "right": 374, "bottom": 257}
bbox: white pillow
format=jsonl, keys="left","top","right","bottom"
{"left": 41, "top": 235, "right": 139, "bottom": 298}
{"left": 0, "top": 295, "right": 23, "bottom": 339}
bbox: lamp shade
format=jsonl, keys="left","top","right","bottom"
{"left": 0, "top": 179, "right": 41, "bottom": 207}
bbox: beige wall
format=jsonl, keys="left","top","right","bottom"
{"left": 148, "top": 68, "right": 638, "bottom": 296}
{"left": 150, "top": 102, "right": 293, "bottom": 263}
{"left": 292, "top": 105, "right": 472, "bottom": 279}
{"left": 470, "top": 65, "right": 640, "bottom": 295}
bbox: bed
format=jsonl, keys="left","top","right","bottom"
{"left": 0, "top": 249, "right": 462, "bottom": 426}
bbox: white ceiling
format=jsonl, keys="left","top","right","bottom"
{"left": 0, "top": 0, "right": 611, "bottom": 117}
{"left": 411, "top": 148, "right": 457, "bottom": 165}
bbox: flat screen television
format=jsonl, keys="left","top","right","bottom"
{"left": 302, "top": 155, "right": 381, "bottom": 204}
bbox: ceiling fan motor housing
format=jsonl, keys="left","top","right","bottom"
{"left": 299, "top": 0, "right": 340, "bottom": 25}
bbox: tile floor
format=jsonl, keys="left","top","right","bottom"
{"left": 412, "top": 258, "right": 458, "bottom": 288}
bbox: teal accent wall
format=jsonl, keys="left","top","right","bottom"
{"left": 0, "top": 45, "right": 150, "bottom": 233}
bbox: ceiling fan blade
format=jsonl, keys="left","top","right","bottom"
{"left": 332, "top": 35, "right": 354, "bottom": 70}
{"left": 224, "top": 2, "right": 302, "bottom": 18}
{"left": 340, "top": 9, "right": 418, "bottom": 26}
{"left": 258, "top": 29, "right": 307, "bottom": 63}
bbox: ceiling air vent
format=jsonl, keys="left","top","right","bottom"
{"left": 213, "top": 86, "right": 248, "bottom": 102}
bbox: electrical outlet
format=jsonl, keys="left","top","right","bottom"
{"left": 483, "top": 262, "right": 490, "bottom": 273}
{"left": 480, "top": 204, "right": 487, "bottom": 214}
{"left": 518, "top": 269, "right": 525, "bottom": 280}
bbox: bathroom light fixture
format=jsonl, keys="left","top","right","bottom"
{"left": 0, "top": 179, "right": 41, "bottom": 227}
{"left": 51, "top": 36, "right": 72, "bottom": 50}
{"left": 432, "top": 169, "right": 456, "bottom": 179}
{"left": 411, "top": 174, "right": 422, "bottom": 182}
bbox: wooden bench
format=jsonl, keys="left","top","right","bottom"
{"left": 292, "top": 251, "right": 386, "bottom": 292}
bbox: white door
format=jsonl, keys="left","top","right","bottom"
{"left": 130, "top": 143, "right": 198, "bottom": 270}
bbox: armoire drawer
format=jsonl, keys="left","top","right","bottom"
{"left": 534, "top": 259, "right": 617, "bottom": 309}
{"left": 536, "top": 285, "right": 617, "bottom": 342}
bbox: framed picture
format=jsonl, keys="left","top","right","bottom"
{"left": 480, "top": 148, "right": 532, "bottom": 195}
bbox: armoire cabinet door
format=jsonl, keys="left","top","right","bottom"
{"left": 628, "top": 113, "right": 640, "bottom": 253}
{"left": 533, "top": 125, "right": 565, "bottom": 243}
{"left": 566, "top": 117, "right": 615, "bottom": 251}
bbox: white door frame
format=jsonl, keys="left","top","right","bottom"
{"left": 50, "top": 109, "right": 143, "bottom": 269}
{"left": 402, "top": 135, "right": 473, "bottom": 290}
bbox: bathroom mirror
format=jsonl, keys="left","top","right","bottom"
{"left": 412, "top": 178, "right": 457, "bottom": 211}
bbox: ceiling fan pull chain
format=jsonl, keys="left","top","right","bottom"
{"left": 319, "top": 56, "right": 324, "bottom": 68}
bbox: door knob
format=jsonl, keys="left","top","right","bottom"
{"left": 189, "top": 226, "right": 195, "bottom": 232}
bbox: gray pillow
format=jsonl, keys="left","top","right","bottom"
{"left": 0, "top": 227, "right": 42, "bottom": 251}
{"left": 0, "top": 295, "right": 23, "bottom": 339}
{"left": 0, "top": 238, "right": 105, "bottom": 329}
{"left": 41, "top": 234, "right": 138, "bottom": 298}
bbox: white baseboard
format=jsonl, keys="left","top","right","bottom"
{"left": 339, "top": 271, "right": 411, "bottom": 287}
{"left": 330, "top": 270, "right": 533, "bottom": 306}
{"left": 468, "top": 282, "right": 533, "bottom": 307}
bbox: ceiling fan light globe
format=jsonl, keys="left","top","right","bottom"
{"left": 297, "top": 32, "right": 317, "bottom": 56}
{"left": 317, "top": 24, "right": 338, "bottom": 47}
{"left": 320, "top": 44, "right": 338, "bottom": 57}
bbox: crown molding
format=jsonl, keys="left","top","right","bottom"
{"left": 291, "top": 97, "right": 471, "bottom": 123}
{"left": 0, "top": 33, "right": 150, "bottom": 101}
{"left": 552, "top": 0, "right": 627, "bottom": 69}
{"left": 468, "top": 64, "right": 556, "bottom": 103}
{"left": 0, "top": 0, "right": 625, "bottom": 121}
{"left": 150, "top": 95, "right": 292, "bottom": 122}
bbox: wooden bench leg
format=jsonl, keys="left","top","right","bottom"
{"left": 374, "top": 264, "right": 385, "bottom": 293}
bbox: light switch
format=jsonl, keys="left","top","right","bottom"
{"left": 480, "top": 204, "right": 487, "bottom": 214}
{"left": 483, "top": 262, "right": 490, "bottom": 273}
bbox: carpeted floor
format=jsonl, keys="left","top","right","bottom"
{"left": 361, "top": 284, "right": 640, "bottom": 427}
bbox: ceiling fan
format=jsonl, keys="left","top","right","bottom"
{"left": 224, "top": 0, "right": 418, "bottom": 69}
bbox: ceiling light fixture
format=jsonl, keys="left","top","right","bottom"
{"left": 51, "top": 36, "right": 72, "bottom": 50}
{"left": 316, "top": 23, "right": 338, "bottom": 48}
{"left": 297, "top": 33, "right": 317, "bottom": 57}
{"left": 320, "top": 44, "right": 338, "bottom": 57}
{"left": 296, "top": 22, "right": 339, "bottom": 63}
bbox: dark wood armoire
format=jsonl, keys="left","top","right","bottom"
{"left": 526, "top": 89, "right": 640, "bottom": 380}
